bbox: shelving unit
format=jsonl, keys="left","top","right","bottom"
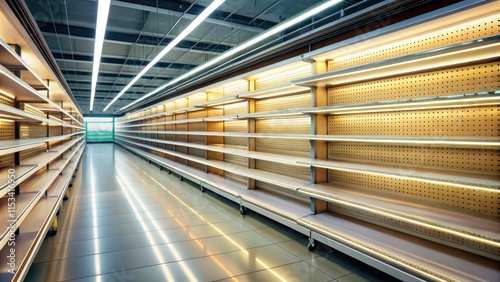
{"left": 114, "top": 1, "right": 500, "bottom": 280}
{"left": 0, "top": 3, "right": 85, "bottom": 281}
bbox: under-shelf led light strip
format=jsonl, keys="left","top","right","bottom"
{"left": 103, "top": 0, "right": 226, "bottom": 112}
{"left": 119, "top": 0, "right": 344, "bottom": 112}
{"left": 89, "top": 0, "right": 111, "bottom": 112}
{"left": 299, "top": 190, "right": 500, "bottom": 247}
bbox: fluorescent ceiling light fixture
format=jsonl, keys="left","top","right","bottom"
{"left": 119, "top": 0, "right": 343, "bottom": 112}
{"left": 89, "top": 0, "right": 111, "bottom": 112}
{"left": 104, "top": 0, "right": 226, "bottom": 112}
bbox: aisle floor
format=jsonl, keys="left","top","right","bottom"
{"left": 26, "top": 144, "right": 397, "bottom": 282}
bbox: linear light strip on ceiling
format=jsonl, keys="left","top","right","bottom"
{"left": 89, "top": 0, "right": 111, "bottom": 112}
{"left": 103, "top": 0, "right": 226, "bottom": 112}
{"left": 119, "top": 0, "right": 344, "bottom": 112}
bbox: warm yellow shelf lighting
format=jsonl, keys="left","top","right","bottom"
{"left": 24, "top": 103, "right": 45, "bottom": 115}
{"left": 332, "top": 13, "right": 500, "bottom": 64}
{"left": 298, "top": 162, "right": 499, "bottom": 193}
{"left": 297, "top": 220, "right": 448, "bottom": 282}
{"left": 305, "top": 93, "right": 500, "bottom": 115}
{"left": 0, "top": 89, "right": 15, "bottom": 100}
{"left": 299, "top": 189, "right": 499, "bottom": 247}
{"left": 296, "top": 35, "right": 500, "bottom": 87}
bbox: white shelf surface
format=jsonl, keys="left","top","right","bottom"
{"left": 0, "top": 196, "right": 58, "bottom": 281}
{"left": 293, "top": 35, "right": 500, "bottom": 87}
{"left": 240, "top": 188, "right": 311, "bottom": 221}
{"left": 0, "top": 136, "right": 83, "bottom": 198}
{"left": 116, "top": 106, "right": 199, "bottom": 124}
{"left": 115, "top": 130, "right": 500, "bottom": 149}
{"left": 298, "top": 212, "right": 499, "bottom": 282}
{"left": 0, "top": 64, "right": 52, "bottom": 103}
{"left": 0, "top": 132, "right": 83, "bottom": 156}
{"left": 115, "top": 129, "right": 311, "bottom": 139}
{"left": 115, "top": 139, "right": 310, "bottom": 191}
{"left": 0, "top": 165, "right": 36, "bottom": 192}
{"left": 237, "top": 83, "right": 310, "bottom": 99}
{"left": 237, "top": 108, "right": 310, "bottom": 119}
{"left": 301, "top": 93, "right": 500, "bottom": 115}
{"left": 119, "top": 143, "right": 311, "bottom": 223}
{"left": 121, "top": 145, "right": 245, "bottom": 199}
{"left": 0, "top": 38, "right": 49, "bottom": 91}
{"left": 299, "top": 158, "right": 500, "bottom": 190}
{"left": 116, "top": 134, "right": 310, "bottom": 166}
{"left": 47, "top": 146, "right": 84, "bottom": 198}
{"left": 0, "top": 168, "right": 59, "bottom": 250}
{"left": 298, "top": 183, "right": 499, "bottom": 242}
{"left": 192, "top": 95, "right": 243, "bottom": 108}
{"left": 116, "top": 118, "right": 205, "bottom": 128}
{"left": 308, "top": 135, "right": 500, "bottom": 149}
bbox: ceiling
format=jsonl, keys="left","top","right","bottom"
{"left": 22, "top": 0, "right": 370, "bottom": 115}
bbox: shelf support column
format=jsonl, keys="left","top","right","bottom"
{"left": 310, "top": 61, "right": 329, "bottom": 214}
{"left": 247, "top": 80, "right": 256, "bottom": 190}
{"left": 12, "top": 44, "right": 22, "bottom": 195}
{"left": 206, "top": 92, "right": 224, "bottom": 176}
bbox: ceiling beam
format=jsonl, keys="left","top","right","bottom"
{"left": 113, "top": 0, "right": 272, "bottom": 33}
{"left": 52, "top": 52, "right": 197, "bottom": 70}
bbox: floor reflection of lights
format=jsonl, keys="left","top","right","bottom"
{"left": 118, "top": 154, "right": 288, "bottom": 282}
{"left": 89, "top": 150, "right": 102, "bottom": 282}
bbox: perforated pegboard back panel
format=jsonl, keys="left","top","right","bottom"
{"left": 164, "top": 102, "right": 175, "bottom": 112}
{"left": 328, "top": 171, "right": 499, "bottom": 216}
{"left": 255, "top": 65, "right": 311, "bottom": 90}
{"left": 224, "top": 154, "right": 248, "bottom": 184}
{"left": 175, "top": 123, "right": 187, "bottom": 132}
{"left": 224, "top": 120, "right": 247, "bottom": 147}
{"left": 256, "top": 181, "right": 309, "bottom": 200}
{"left": 225, "top": 172, "right": 247, "bottom": 184}
{"left": 49, "top": 126, "right": 61, "bottom": 137}
{"left": 224, "top": 120, "right": 247, "bottom": 132}
{"left": 256, "top": 117, "right": 310, "bottom": 134}
{"left": 328, "top": 62, "right": 500, "bottom": 105}
{"left": 224, "top": 154, "right": 247, "bottom": 167}
{"left": 176, "top": 98, "right": 188, "bottom": 109}
{"left": 188, "top": 134, "right": 206, "bottom": 144}
{"left": 0, "top": 120, "right": 15, "bottom": 168}
{"left": 328, "top": 142, "right": 500, "bottom": 174}
{"left": 224, "top": 101, "right": 248, "bottom": 115}
{"left": 255, "top": 93, "right": 311, "bottom": 112}
{"left": 0, "top": 96, "right": 14, "bottom": 106}
{"left": 24, "top": 106, "right": 45, "bottom": 117}
{"left": 187, "top": 160, "right": 205, "bottom": 171}
{"left": 188, "top": 110, "right": 206, "bottom": 119}
{"left": 20, "top": 144, "right": 46, "bottom": 161}
{"left": 188, "top": 121, "right": 206, "bottom": 132}
{"left": 328, "top": 16, "right": 500, "bottom": 71}
{"left": 20, "top": 124, "right": 46, "bottom": 139}
{"left": 256, "top": 117, "right": 310, "bottom": 154}
{"left": 188, "top": 148, "right": 205, "bottom": 159}
{"left": 0, "top": 154, "right": 14, "bottom": 168}
{"left": 188, "top": 93, "right": 206, "bottom": 106}
{"left": 328, "top": 105, "right": 500, "bottom": 137}
{"left": 0, "top": 120, "right": 14, "bottom": 140}
{"left": 256, "top": 160, "right": 311, "bottom": 181}
{"left": 223, "top": 81, "right": 249, "bottom": 96}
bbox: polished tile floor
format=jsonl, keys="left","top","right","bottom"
{"left": 26, "top": 144, "right": 398, "bottom": 282}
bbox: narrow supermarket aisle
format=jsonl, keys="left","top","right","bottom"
{"left": 25, "top": 144, "right": 395, "bottom": 282}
